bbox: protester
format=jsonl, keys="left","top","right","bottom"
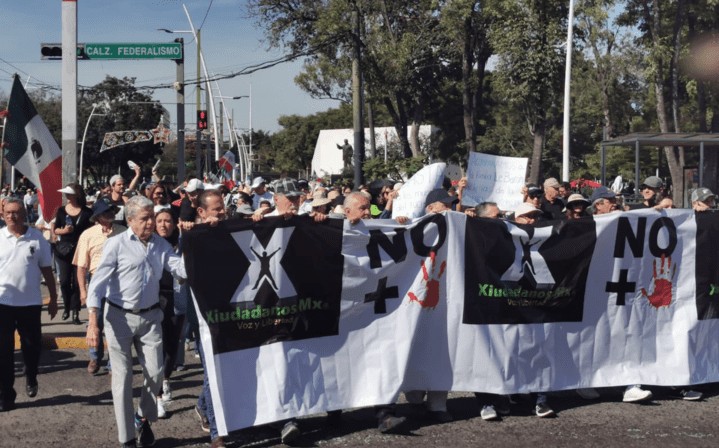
{"left": 86, "top": 195, "right": 187, "bottom": 447}
{"left": 154, "top": 208, "right": 187, "bottom": 419}
{"left": 179, "top": 178, "right": 204, "bottom": 231}
{"left": 628, "top": 176, "right": 663, "bottom": 209}
{"left": 511, "top": 202, "right": 555, "bottom": 417}
{"left": 565, "top": 193, "right": 590, "bottom": 220}
{"left": 474, "top": 201, "right": 502, "bottom": 219}
{"left": 590, "top": 186, "right": 619, "bottom": 215}
{"left": 0, "top": 197, "right": 58, "bottom": 412}
{"left": 691, "top": 187, "right": 715, "bottom": 211}
{"left": 52, "top": 183, "right": 93, "bottom": 325}
{"left": 540, "top": 177, "right": 565, "bottom": 220}
{"left": 73, "top": 198, "right": 125, "bottom": 375}
{"left": 404, "top": 188, "right": 459, "bottom": 423}
{"left": 250, "top": 177, "right": 274, "bottom": 211}
{"left": 559, "top": 181, "right": 572, "bottom": 201}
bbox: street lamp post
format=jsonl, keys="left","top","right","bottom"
{"left": 79, "top": 102, "right": 107, "bottom": 187}
{"left": 215, "top": 95, "right": 249, "bottom": 181}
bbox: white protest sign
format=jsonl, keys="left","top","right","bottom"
{"left": 391, "top": 162, "right": 446, "bottom": 219}
{"left": 463, "top": 152, "right": 527, "bottom": 211}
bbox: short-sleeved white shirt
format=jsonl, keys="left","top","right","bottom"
{"left": 0, "top": 226, "right": 53, "bottom": 306}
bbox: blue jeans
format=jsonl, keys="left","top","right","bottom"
{"left": 196, "top": 337, "right": 218, "bottom": 439}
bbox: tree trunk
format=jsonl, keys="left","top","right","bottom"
{"left": 462, "top": 14, "right": 477, "bottom": 153}
{"left": 383, "top": 95, "right": 412, "bottom": 158}
{"left": 528, "top": 119, "right": 545, "bottom": 185}
{"left": 367, "top": 100, "right": 376, "bottom": 159}
{"left": 409, "top": 100, "right": 423, "bottom": 157}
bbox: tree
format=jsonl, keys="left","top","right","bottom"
{"left": 488, "top": 0, "right": 568, "bottom": 184}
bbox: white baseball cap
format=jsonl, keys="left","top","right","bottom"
{"left": 184, "top": 178, "right": 205, "bottom": 193}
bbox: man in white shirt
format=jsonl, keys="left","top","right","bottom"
{"left": 250, "top": 176, "right": 274, "bottom": 211}
{"left": 86, "top": 195, "right": 186, "bottom": 447}
{"left": 0, "top": 197, "right": 58, "bottom": 412}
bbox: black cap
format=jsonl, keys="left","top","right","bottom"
{"left": 424, "top": 188, "right": 459, "bottom": 209}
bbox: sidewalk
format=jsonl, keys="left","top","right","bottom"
{"left": 13, "top": 285, "right": 95, "bottom": 351}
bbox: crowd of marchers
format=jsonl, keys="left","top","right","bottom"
{"left": 1, "top": 164, "right": 717, "bottom": 447}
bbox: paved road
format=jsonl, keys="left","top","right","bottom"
{"left": 4, "top": 301, "right": 719, "bottom": 447}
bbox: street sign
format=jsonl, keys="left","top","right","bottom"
{"left": 83, "top": 42, "right": 182, "bottom": 60}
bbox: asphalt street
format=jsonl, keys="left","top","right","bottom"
{"left": 4, "top": 302, "right": 719, "bottom": 447}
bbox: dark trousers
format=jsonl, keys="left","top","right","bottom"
{"left": 56, "top": 254, "right": 79, "bottom": 312}
{"left": 0, "top": 304, "right": 42, "bottom": 405}
{"left": 161, "top": 312, "right": 185, "bottom": 380}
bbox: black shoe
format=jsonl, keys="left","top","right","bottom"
{"left": 0, "top": 400, "right": 16, "bottom": 412}
{"left": 61, "top": 310, "right": 70, "bottom": 321}
{"left": 326, "top": 409, "right": 342, "bottom": 427}
{"left": 378, "top": 414, "right": 408, "bottom": 434}
{"left": 72, "top": 311, "right": 82, "bottom": 325}
{"left": 136, "top": 419, "right": 155, "bottom": 447}
{"left": 121, "top": 440, "right": 137, "bottom": 448}
{"left": 281, "top": 420, "right": 301, "bottom": 445}
{"left": 428, "top": 410, "right": 453, "bottom": 423}
{"left": 26, "top": 381, "right": 38, "bottom": 398}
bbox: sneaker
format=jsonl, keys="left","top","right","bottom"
{"left": 378, "top": 414, "right": 408, "bottom": 434}
{"left": 175, "top": 365, "right": 186, "bottom": 372}
{"left": 162, "top": 380, "right": 172, "bottom": 401}
{"left": 87, "top": 359, "right": 100, "bottom": 375}
{"left": 576, "top": 388, "right": 600, "bottom": 400}
{"left": 136, "top": 419, "right": 155, "bottom": 447}
{"left": 680, "top": 389, "right": 703, "bottom": 401}
{"left": 480, "top": 405, "right": 499, "bottom": 421}
{"left": 623, "top": 385, "right": 652, "bottom": 403}
{"left": 535, "top": 402, "right": 555, "bottom": 418}
{"left": 495, "top": 396, "right": 511, "bottom": 416}
{"left": 195, "top": 405, "right": 210, "bottom": 433}
{"left": 210, "top": 437, "right": 226, "bottom": 448}
{"left": 281, "top": 420, "right": 301, "bottom": 445}
{"left": 157, "top": 399, "right": 167, "bottom": 419}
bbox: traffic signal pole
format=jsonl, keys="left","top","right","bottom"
{"left": 175, "top": 37, "right": 185, "bottom": 183}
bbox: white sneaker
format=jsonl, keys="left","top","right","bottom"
{"left": 480, "top": 405, "right": 499, "bottom": 421}
{"left": 157, "top": 398, "right": 167, "bottom": 418}
{"left": 680, "top": 389, "right": 703, "bottom": 401}
{"left": 576, "top": 388, "right": 600, "bottom": 400}
{"left": 162, "top": 380, "right": 172, "bottom": 401}
{"left": 623, "top": 385, "right": 652, "bottom": 403}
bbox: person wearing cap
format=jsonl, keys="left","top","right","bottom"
{"left": 508, "top": 202, "right": 557, "bottom": 417}
{"left": 253, "top": 178, "right": 327, "bottom": 223}
{"left": 299, "top": 186, "right": 326, "bottom": 215}
{"left": 523, "top": 184, "right": 543, "bottom": 209}
{"left": 691, "top": 187, "right": 715, "bottom": 212}
{"left": 86, "top": 195, "right": 187, "bottom": 448}
{"left": 52, "top": 184, "right": 94, "bottom": 325}
{"left": 565, "top": 193, "right": 590, "bottom": 220}
{"left": 628, "top": 176, "right": 664, "bottom": 209}
{"left": 540, "top": 177, "right": 565, "bottom": 221}
{"left": 589, "top": 186, "right": 620, "bottom": 215}
{"left": 250, "top": 176, "right": 274, "bottom": 211}
{"left": 73, "top": 198, "right": 126, "bottom": 375}
{"left": 178, "top": 178, "right": 205, "bottom": 231}
{"left": 0, "top": 197, "right": 59, "bottom": 412}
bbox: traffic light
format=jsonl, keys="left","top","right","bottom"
{"left": 197, "top": 110, "right": 208, "bottom": 130}
{"left": 40, "top": 43, "right": 88, "bottom": 60}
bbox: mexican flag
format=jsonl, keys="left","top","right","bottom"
{"left": 3, "top": 76, "right": 62, "bottom": 221}
{"left": 217, "top": 150, "right": 235, "bottom": 175}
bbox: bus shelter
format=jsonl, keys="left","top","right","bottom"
{"left": 600, "top": 132, "right": 719, "bottom": 204}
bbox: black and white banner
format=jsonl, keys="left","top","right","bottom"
{"left": 183, "top": 209, "right": 719, "bottom": 435}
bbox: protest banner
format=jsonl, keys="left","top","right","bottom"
{"left": 183, "top": 209, "right": 719, "bottom": 435}
{"left": 391, "top": 162, "right": 446, "bottom": 219}
{"left": 463, "top": 152, "right": 528, "bottom": 211}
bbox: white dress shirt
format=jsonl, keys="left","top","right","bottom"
{"left": 87, "top": 229, "right": 186, "bottom": 311}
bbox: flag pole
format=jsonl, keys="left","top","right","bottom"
{"left": 0, "top": 76, "right": 11, "bottom": 192}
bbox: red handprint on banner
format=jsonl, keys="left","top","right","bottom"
{"left": 408, "top": 251, "right": 446, "bottom": 309}
{"left": 640, "top": 254, "right": 676, "bottom": 308}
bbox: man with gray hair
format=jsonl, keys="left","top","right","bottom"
{"left": 86, "top": 195, "right": 186, "bottom": 447}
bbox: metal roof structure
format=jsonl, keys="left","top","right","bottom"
{"left": 600, "top": 132, "right": 719, "bottom": 192}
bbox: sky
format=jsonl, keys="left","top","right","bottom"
{"left": 0, "top": 0, "right": 340, "bottom": 133}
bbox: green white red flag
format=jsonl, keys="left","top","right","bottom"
{"left": 3, "top": 75, "right": 63, "bottom": 220}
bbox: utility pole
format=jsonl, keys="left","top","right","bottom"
{"left": 175, "top": 37, "right": 185, "bottom": 183}
{"left": 351, "top": 9, "right": 365, "bottom": 188}
{"left": 61, "top": 0, "right": 78, "bottom": 185}
{"left": 205, "top": 72, "right": 212, "bottom": 178}
{"left": 195, "top": 29, "right": 202, "bottom": 178}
